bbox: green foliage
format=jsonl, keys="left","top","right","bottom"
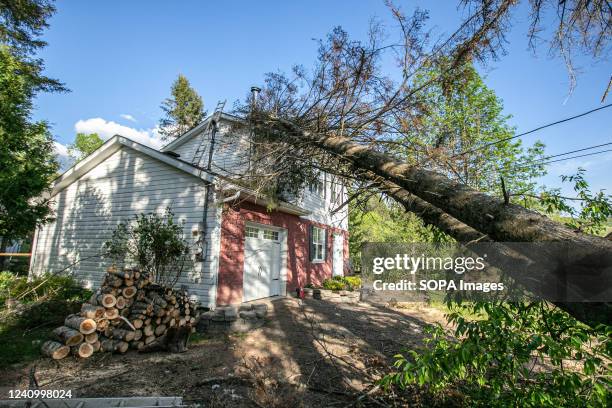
{"left": 0, "top": 46, "right": 59, "bottom": 245}
{"left": 322, "top": 278, "right": 345, "bottom": 291}
{"left": 536, "top": 168, "right": 612, "bottom": 235}
{"left": 383, "top": 302, "right": 610, "bottom": 407}
{"left": 159, "top": 74, "right": 205, "bottom": 140}
{"left": 0, "top": 1, "right": 66, "bottom": 251}
{"left": 0, "top": 271, "right": 92, "bottom": 306}
{"left": 0, "top": 298, "right": 82, "bottom": 368}
{"left": 67, "top": 132, "right": 103, "bottom": 161}
{"left": 105, "top": 208, "right": 191, "bottom": 287}
{"left": 349, "top": 196, "right": 449, "bottom": 270}
{"left": 343, "top": 276, "right": 362, "bottom": 289}
{"left": 401, "top": 62, "right": 546, "bottom": 195}
{"left": 383, "top": 170, "right": 612, "bottom": 407}
{"left": 321, "top": 275, "right": 362, "bottom": 291}
{"left": 0, "top": 0, "right": 65, "bottom": 92}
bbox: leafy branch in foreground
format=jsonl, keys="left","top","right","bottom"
{"left": 382, "top": 171, "right": 611, "bottom": 407}
{"left": 382, "top": 302, "right": 610, "bottom": 407}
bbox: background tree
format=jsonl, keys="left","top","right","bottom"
{"left": 67, "top": 132, "right": 103, "bottom": 161}
{"left": 399, "top": 62, "right": 546, "bottom": 194}
{"left": 0, "top": 0, "right": 65, "bottom": 267}
{"left": 158, "top": 74, "right": 205, "bottom": 141}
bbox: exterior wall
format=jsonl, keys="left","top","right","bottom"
{"left": 169, "top": 123, "right": 251, "bottom": 177}
{"left": 298, "top": 173, "right": 348, "bottom": 230}
{"left": 30, "top": 146, "right": 221, "bottom": 307}
{"left": 216, "top": 201, "right": 349, "bottom": 305}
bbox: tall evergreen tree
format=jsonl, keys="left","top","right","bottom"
{"left": 159, "top": 74, "right": 205, "bottom": 140}
{"left": 0, "top": 0, "right": 65, "bottom": 263}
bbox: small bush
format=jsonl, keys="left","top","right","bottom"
{"left": 321, "top": 276, "right": 362, "bottom": 291}
{"left": 0, "top": 271, "right": 92, "bottom": 307}
{"left": 344, "top": 276, "right": 362, "bottom": 289}
{"left": 322, "top": 279, "right": 345, "bottom": 291}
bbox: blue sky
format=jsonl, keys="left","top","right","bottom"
{"left": 35, "top": 1, "right": 610, "bottom": 197}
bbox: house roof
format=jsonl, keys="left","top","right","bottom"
{"left": 160, "top": 112, "right": 245, "bottom": 153}
{"left": 50, "top": 135, "right": 215, "bottom": 197}
{"left": 50, "top": 134, "right": 313, "bottom": 217}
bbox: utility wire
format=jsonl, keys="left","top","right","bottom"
{"left": 498, "top": 141, "right": 612, "bottom": 172}
{"left": 451, "top": 103, "right": 612, "bottom": 159}
{"left": 506, "top": 148, "right": 612, "bottom": 172}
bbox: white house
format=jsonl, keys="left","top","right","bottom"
{"left": 29, "top": 112, "right": 348, "bottom": 308}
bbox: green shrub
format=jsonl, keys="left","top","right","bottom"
{"left": 344, "top": 276, "right": 362, "bottom": 289}
{"left": 322, "top": 279, "right": 345, "bottom": 291}
{"left": 0, "top": 271, "right": 92, "bottom": 307}
{"left": 321, "top": 276, "right": 362, "bottom": 291}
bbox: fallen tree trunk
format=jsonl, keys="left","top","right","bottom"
{"left": 256, "top": 118, "right": 611, "bottom": 324}
{"left": 262, "top": 118, "right": 612, "bottom": 250}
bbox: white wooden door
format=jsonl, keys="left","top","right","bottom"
{"left": 243, "top": 225, "right": 281, "bottom": 302}
{"left": 332, "top": 233, "right": 344, "bottom": 277}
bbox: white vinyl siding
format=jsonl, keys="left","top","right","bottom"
{"left": 30, "top": 147, "right": 220, "bottom": 307}
{"left": 169, "top": 124, "right": 251, "bottom": 177}
{"left": 164, "top": 117, "right": 349, "bottom": 231}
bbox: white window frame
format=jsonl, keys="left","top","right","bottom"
{"left": 311, "top": 226, "right": 325, "bottom": 262}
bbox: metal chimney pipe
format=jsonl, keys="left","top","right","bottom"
{"left": 250, "top": 86, "right": 261, "bottom": 109}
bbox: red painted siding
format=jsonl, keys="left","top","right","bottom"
{"left": 216, "top": 201, "right": 348, "bottom": 305}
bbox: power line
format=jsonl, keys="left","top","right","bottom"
{"left": 507, "top": 148, "right": 612, "bottom": 172}
{"left": 450, "top": 103, "right": 612, "bottom": 159}
{"left": 499, "top": 141, "right": 612, "bottom": 171}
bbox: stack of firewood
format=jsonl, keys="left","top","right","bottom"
{"left": 41, "top": 266, "right": 199, "bottom": 359}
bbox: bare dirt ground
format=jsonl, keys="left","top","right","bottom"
{"left": 0, "top": 298, "right": 449, "bottom": 407}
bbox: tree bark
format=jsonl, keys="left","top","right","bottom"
{"left": 53, "top": 326, "right": 83, "bottom": 346}
{"left": 41, "top": 341, "right": 70, "bottom": 360}
{"left": 262, "top": 118, "right": 612, "bottom": 250}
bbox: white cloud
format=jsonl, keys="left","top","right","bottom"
{"left": 53, "top": 141, "right": 75, "bottom": 172}
{"left": 120, "top": 113, "right": 137, "bottom": 123}
{"left": 74, "top": 117, "right": 163, "bottom": 149}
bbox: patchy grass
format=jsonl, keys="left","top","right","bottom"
{"left": 0, "top": 299, "right": 82, "bottom": 368}
{"left": 0, "top": 322, "right": 49, "bottom": 368}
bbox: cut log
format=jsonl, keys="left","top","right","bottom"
{"left": 105, "top": 307, "right": 119, "bottom": 320}
{"left": 115, "top": 296, "right": 126, "bottom": 309}
{"left": 41, "top": 341, "right": 70, "bottom": 360}
{"left": 154, "top": 324, "right": 167, "bottom": 336}
{"left": 122, "top": 286, "right": 137, "bottom": 298}
{"left": 72, "top": 342, "right": 94, "bottom": 358}
{"left": 81, "top": 303, "right": 104, "bottom": 319}
{"left": 133, "top": 329, "right": 143, "bottom": 341}
{"left": 143, "top": 325, "right": 154, "bottom": 337}
{"left": 97, "top": 293, "right": 117, "bottom": 308}
{"left": 96, "top": 319, "right": 109, "bottom": 331}
{"left": 124, "top": 279, "right": 134, "bottom": 287}
{"left": 53, "top": 326, "right": 84, "bottom": 346}
{"left": 84, "top": 332, "right": 98, "bottom": 344}
{"left": 132, "top": 318, "right": 143, "bottom": 329}
{"left": 91, "top": 340, "right": 101, "bottom": 352}
{"left": 144, "top": 335, "right": 156, "bottom": 345}
{"left": 112, "top": 328, "right": 135, "bottom": 342}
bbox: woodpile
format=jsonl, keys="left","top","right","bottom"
{"left": 41, "top": 266, "right": 199, "bottom": 359}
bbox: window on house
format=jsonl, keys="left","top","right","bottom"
{"left": 263, "top": 229, "right": 279, "bottom": 241}
{"left": 245, "top": 226, "right": 259, "bottom": 238}
{"left": 308, "top": 178, "right": 324, "bottom": 196}
{"left": 311, "top": 226, "right": 325, "bottom": 262}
